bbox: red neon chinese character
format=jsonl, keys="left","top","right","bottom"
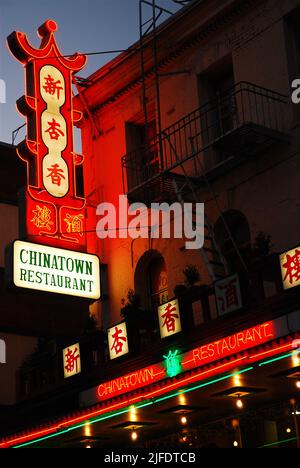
{"left": 218, "top": 278, "right": 239, "bottom": 312}
{"left": 111, "top": 327, "right": 127, "bottom": 355}
{"left": 282, "top": 250, "right": 300, "bottom": 285}
{"left": 43, "top": 74, "right": 63, "bottom": 100}
{"left": 64, "top": 347, "right": 80, "bottom": 374}
{"left": 31, "top": 205, "right": 54, "bottom": 231}
{"left": 47, "top": 163, "right": 66, "bottom": 186}
{"left": 45, "top": 118, "right": 64, "bottom": 140}
{"left": 161, "top": 303, "right": 179, "bottom": 333}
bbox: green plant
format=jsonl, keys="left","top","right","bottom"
{"left": 251, "top": 232, "right": 273, "bottom": 260}
{"left": 183, "top": 264, "right": 200, "bottom": 287}
{"left": 121, "top": 289, "right": 141, "bottom": 319}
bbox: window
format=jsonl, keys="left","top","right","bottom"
{"left": 134, "top": 250, "right": 168, "bottom": 310}
{"left": 198, "top": 58, "right": 235, "bottom": 169}
{"left": 125, "top": 120, "right": 159, "bottom": 187}
{"left": 285, "top": 6, "right": 300, "bottom": 118}
{"left": 285, "top": 6, "right": 300, "bottom": 78}
{"left": 148, "top": 256, "right": 168, "bottom": 308}
{"left": 214, "top": 210, "right": 251, "bottom": 274}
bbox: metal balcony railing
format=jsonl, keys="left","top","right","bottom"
{"left": 122, "top": 82, "right": 289, "bottom": 197}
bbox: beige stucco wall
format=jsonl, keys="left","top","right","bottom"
{"left": 81, "top": 0, "right": 300, "bottom": 328}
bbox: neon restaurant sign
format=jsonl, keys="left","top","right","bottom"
{"left": 81, "top": 321, "right": 277, "bottom": 405}
{"left": 6, "top": 20, "right": 100, "bottom": 300}
{"left": 2, "top": 318, "right": 298, "bottom": 448}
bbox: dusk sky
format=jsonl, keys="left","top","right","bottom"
{"left": 0, "top": 0, "right": 181, "bottom": 146}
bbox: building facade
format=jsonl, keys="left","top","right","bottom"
{"left": 1, "top": 0, "right": 300, "bottom": 449}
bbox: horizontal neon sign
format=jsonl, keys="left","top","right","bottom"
{"left": 8, "top": 240, "right": 101, "bottom": 300}
{"left": 81, "top": 321, "right": 275, "bottom": 405}
{"left": 183, "top": 322, "right": 274, "bottom": 370}
{"left": 3, "top": 338, "right": 296, "bottom": 449}
{"left": 97, "top": 365, "right": 165, "bottom": 399}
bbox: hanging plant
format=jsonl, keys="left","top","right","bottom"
{"left": 121, "top": 289, "right": 142, "bottom": 320}
{"left": 251, "top": 232, "right": 273, "bottom": 261}
{"left": 183, "top": 264, "right": 200, "bottom": 287}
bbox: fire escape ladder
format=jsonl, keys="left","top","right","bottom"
{"left": 164, "top": 131, "right": 249, "bottom": 283}
{"left": 163, "top": 131, "right": 228, "bottom": 282}
{"left": 172, "top": 176, "right": 226, "bottom": 282}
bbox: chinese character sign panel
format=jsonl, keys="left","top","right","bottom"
{"left": 158, "top": 299, "right": 182, "bottom": 339}
{"left": 63, "top": 343, "right": 81, "bottom": 378}
{"left": 215, "top": 274, "right": 242, "bottom": 317}
{"left": 108, "top": 322, "right": 129, "bottom": 360}
{"left": 7, "top": 20, "right": 87, "bottom": 251}
{"left": 280, "top": 247, "right": 300, "bottom": 290}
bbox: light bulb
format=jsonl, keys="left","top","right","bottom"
{"left": 84, "top": 423, "right": 91, "bottom": 438}
{"left": 296, "top": 379, "right": 300, "bottom": 389}
{"left": 86, "top": 445, "right": 91, "bottom": 449}
{"left": 236, "top": 399, "right": 243, "bottom": 409}
{"left": 286, "top": 428, "right": 292, "bottom": 434}
{"left": 131, "top": 431, "right": 138, "bottom": 442}
{"left": 180, "top": 415, "right": 188, "bottom": 425}
{"left": 293, "top": 355, "right": 300, "bottom": 367}
{"left": 234, "top": 374, "right": 241, "bottom": 386}
{"left": 233, "top": 441, "right": 239, "bottom": 447}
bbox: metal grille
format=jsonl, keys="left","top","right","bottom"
{"left": 122, "top": 82, "right": 288, "bottom": 196}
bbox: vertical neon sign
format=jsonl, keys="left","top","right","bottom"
{"left": 7, "top": 20, "right": 87, "bottom": 251}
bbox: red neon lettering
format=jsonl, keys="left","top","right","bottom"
{"left": 207, "top": 343, "right": 215, "bottom": 358}
{"left": 97, "top": 367, "right": 158, "bottom": 400}
{"left": 187, "top": 322, "right": 275, "bottom": 370}
{"left": 200, "top": 345, "right": 208, "bottom": 361}
{"left": 221, "top": 339, "right": 230, "bottom": 353}
{"left": 192, "top": 348, "right": 200, "bottom": 363}
{"left": 262, "top": 323, "right": 273, "bottom": 339}
{"left": 215, "top": 341, "right": 221, "bottom": 355}
{"left": 237, "top": 332, "right": 245, "bottom": 347}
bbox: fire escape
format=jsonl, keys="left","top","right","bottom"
{"left": 122, "top": 0, "right": 290, "bottom": 282}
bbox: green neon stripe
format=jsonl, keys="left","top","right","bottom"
{"left": 13, "top": 368, "right": 253, "bottom": 448}
{"left": 13, "top": 408, "right": 130, "bottom": 449}
{"left": 155, "top": 368, "right": 254, "bottom": 404}
{"left": 12, "top": 349, "right": 292, "bottom": 449}
{"left": 13, "top": 402, "right": 156, "bottom": 448}
{"left": 258, "top": 352, "right": 293, "bottom": 367}
{"left": 12, "top": 431, "right": 68, "bottom": 449}
{"left": 260, "top": 435, "right": 300, "bottom": 448}
{"left": 182, "top": 367, "right": 254, "bottom": 396}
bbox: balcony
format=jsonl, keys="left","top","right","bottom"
{"left": 122, "top": 82, "right": 290, "bottom": 204}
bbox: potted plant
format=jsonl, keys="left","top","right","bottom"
{"left": 183, "top": 264, "right": 200, "bottom": 287}
{"left": 120, "top": 288, "right": 143, "bottom": 323}
{"left": 250, "top": 232, "right": 273, "bottom": 262}
{"left": 120, "top": 289, "right": 157, "bottom": 352}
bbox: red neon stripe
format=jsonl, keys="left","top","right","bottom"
{"left": 0, "top": 357, "right": 246, "bottom": 448}
{"left": 249, "top": 343, "right": 292, "bottom": 361}
{"left": 0, "top": 341, "right": 294, "bottom": 448}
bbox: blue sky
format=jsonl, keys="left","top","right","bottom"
{"left": 0, "top": 0, "right": 182, "bottom": 147}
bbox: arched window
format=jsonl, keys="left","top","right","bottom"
{"left": 135, "top": 251, "right": 168, "bottom": 309}
{"left": 214, "top": 210, "right": 251, "bottom": 274}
